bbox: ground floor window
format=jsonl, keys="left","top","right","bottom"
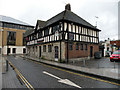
{"left": 81, "top": 44, "right": 83, "bottom": 50}
{"left": 13, "top": 48, "right": 16, "bottom": 53}
{"left": 43, "top": 45, "right": 46, "bottom": 52}
{"left": 76, "top": 43, "right": 79, "bottom": 50}
{"left": 48, "top": 45, "right": 52, "bottom": 52}
{"left": 23, "top": 48, "right": 26, "bottom": 53}
{"left": 85, "top": 44, "right": 87, "bottom": 50}
{"left": 69, "top": 42, "right": 73, "bottom": 50}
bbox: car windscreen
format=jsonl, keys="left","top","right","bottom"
{"left": 113, "top": 51, "right": 120, "bottom": 54}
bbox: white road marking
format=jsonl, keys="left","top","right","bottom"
{"left": 43, "top": 71, "right": 81, "bottom": 88}
{"left": 43, "top": 71, "right": 61, "bottom": 80}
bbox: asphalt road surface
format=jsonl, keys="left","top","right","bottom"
{"left": 7, "top": 55, "right": 120, "bottom": 89}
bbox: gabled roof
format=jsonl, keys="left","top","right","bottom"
{"left": 24, "top": 29, "right": 34, "bottom": 37}
{"left": 37, "top": 20, "right": 46, "bottom": 28}
{"left": 35, "top": 20, "right": 46, "bottom": 30}
{"left": 0, "top": 15, "right": 31, "bottom": 26}
{"left": 44, "top": 10, "right": 99, "bottom": 30}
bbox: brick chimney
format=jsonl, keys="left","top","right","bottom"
{"left": 65, "top": 3, "right": 71, "bottom": 11}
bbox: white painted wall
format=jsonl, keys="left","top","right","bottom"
{"left": 3, "top": 46, "right": 26, "bottom": 55}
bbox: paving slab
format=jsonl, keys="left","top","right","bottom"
{"left": 1, "top": 56, "right": 26, "bottom": 89}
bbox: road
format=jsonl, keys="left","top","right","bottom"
{"left": 7, "top": 55, "right": 119, "bottom": 88}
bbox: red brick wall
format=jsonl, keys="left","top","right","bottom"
{"left": 110, "top": 40, "right": 120, "bottom": 47}
{"left": 65, "top": 42, "right": 99, "bottom": 59}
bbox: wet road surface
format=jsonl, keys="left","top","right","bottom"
{"left": 7, "top": 55, "right": 120, "bottom": 88}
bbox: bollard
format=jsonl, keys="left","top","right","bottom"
{"left": 114, "top": 61, "right": 115, "bottom": 69}
{"left": 83, "top": 60, "right": 85, "bottom": 67}
{"left": 6, "top": 60, "right": 8, "bottom": 72}
{"left": 98, "top": 63, "right": 99, "bottom": 69}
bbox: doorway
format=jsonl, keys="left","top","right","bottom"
{"left": 39, "top": 46, "right": 41, "bottom": 57}
{"left": 55, "top": 46, "right": 59, "bottom": 60}
{"left": 90, "top": 46, "right": 93, "bottom": 57}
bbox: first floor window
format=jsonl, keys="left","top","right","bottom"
{"left": 48, "top": 45, "right": 52, "bottom": 52}
{"left": 43, "top": 45, "right": 46, "bottom": 52}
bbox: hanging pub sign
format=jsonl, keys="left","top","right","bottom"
{"left": 55, "top": 31, "right": 59, "bottom": 37}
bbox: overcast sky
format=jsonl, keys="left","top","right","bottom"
{"left": 0, "top": 0, "right": 119, "bottom": 41}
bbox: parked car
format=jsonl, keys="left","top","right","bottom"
{"left": 110, "top": 50, "right": 120, "bottom": 62}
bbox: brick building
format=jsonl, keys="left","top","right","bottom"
{"left": 0, "top": 15, "right": 34, "bottom": 55}
{"left": 25, "top": 4, "right": 101, "bottom": 62}
{"left": 110, "top": 40, "right": 120, "bottom": 53}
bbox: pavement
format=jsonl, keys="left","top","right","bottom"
{"left": 21, "top": 55, "right": 120, "bottom": 82}
{"left": 1, "top": 55, "right": 26, "bottom": 89}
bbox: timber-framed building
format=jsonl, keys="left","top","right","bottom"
{"left": 25, "top": 4, "right": 101, "bottom": 62}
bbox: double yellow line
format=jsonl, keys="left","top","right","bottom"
{"left": 8, "top": 60, "right": 34, "bottom": 90}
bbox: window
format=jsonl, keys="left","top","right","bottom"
{"left": 43, "top": 45, "right": 46, "bottom": 52}
{"left": 52, "top": 25, "right": 59, "bottom": 34}
{"left": 12, "top": 48, "right": 16, "bottom": 53}
{"left": 85, "top": 44, "right": 87, "bottom": 50}
{"left": 48, "top": 45, "right": 52, "bottom": 52}
{"left": 44, "top": 28, "right": 49, "bottom": 36}
{"left": 23, "top": 48, "right": 26, "bottom": 53}
{"left": 69, "top": 42, "right": 73, "bottom": 50}
{"left": 7, "top": 31, "right": 16, "bottom": 45}
{"left": 38, "top": 31, "right": 42, "bottom": 38}
{"left": 76, "top": 43, "right": 79, "bottom": 50}
{"left": 81, "top": 44, "right": 83, "bottom": 50}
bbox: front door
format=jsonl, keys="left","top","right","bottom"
{"left": 90, "top": 46, "right": 93, "bottom": 57}
{"left": 39, "top": 46, "right": 41, "bottom": 57}
{"left": 55, "top": 46, "right": 59, "bottom": 61}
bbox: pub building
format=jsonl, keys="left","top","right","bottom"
{"left": 25, "top": 4, "right": 101, "bottom": 62}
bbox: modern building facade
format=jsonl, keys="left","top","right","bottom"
{"left": 25, "top": 4, "right": 101, "bottom": 62}
{"left": 0, "top": 15, "right": 34, "bottom": 55}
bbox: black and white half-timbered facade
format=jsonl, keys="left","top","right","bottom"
{"left": 25, "top": 4, "right": 101, "bottom": 62}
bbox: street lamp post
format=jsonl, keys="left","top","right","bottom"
{"left": 95, "top": 16, "right": 99, "bottom": 28}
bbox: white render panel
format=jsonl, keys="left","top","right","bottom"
{"left": 69, "top": 24, "right": 71, "bottom": 32}
{"left": 76, "top": 34, "right": 79, "bottom": 41}
{"left": 73, "top": 25, "right": 75, "bottom": 33}
{"left": 76, "top": 26, "right": 78, "bottom": 33}
{"left": 79, "top": 26, "right": 81, "bottom": 34}
{"left": 3, "top": 46, "right": 26, "bottom": 55}
{"left": 64, "top": 22, "right": 67, "bottom": 31}
{"left": 49, "top": 27, "right": 52, "bottom": 34}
